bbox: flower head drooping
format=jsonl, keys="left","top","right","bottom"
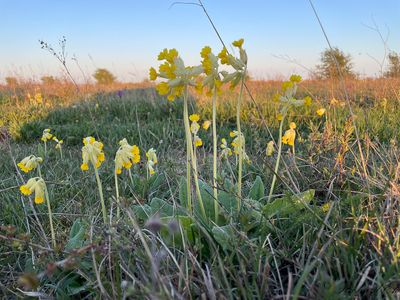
{"left": 219, "top": 39, "right": 248, "bottom": 89}
{"left": 114, "top": 138, "right": 140, "bottom": 175}
{"left": 282, "top": 122, "right": 297, "bottom": 146}
{"left": 189, "top": 114, "right": 203, "bottom": 148}
{"left": 316, "top": 108, "right": 326, "bottom": 116}
{"left": 20, "top": 177, "right": 46, "bottom": 204}
{"left": 230, "top": 131, "right": 250, "bottom": 163}
{"left": 81, "top": 137, "right": 105, "bottom": 171}
{"left": 146, "top": 148, "right": 158, "bottom": 176}
{"left": 202, "top": 120, "right": 211, "bottom": 130}
{"left": 220, "top": 138, "right": 233, "bottom": 159}
{"left": 200, "top": 46, "right": 222, "bottom": 96}
{"left": 52, "top": 136, "right": 63, "bottom": 150}
{"left": 266, "top": 141, "right": 275, "bottom": 156}
{"left": 150, "top": 48, "right": 203, "bottom": 101}
{"left": 18, "top": 155, "right": 43, "bottom": 173}
{"left": 41, "top": 128, "right": 52, "bottom": 142}
{"left": 304, "top": 96, "right": 312, "bottom": 106}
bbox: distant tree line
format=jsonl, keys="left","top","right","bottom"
{"left": 3, "top": 51, "right": 400, "bottom": 87}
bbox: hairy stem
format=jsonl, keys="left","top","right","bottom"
{"left": 212, "top": 87, "right": 218, "bottom": 223}
{"left": 268, "top": 116, "right": 285, "bottom": 202}
{"left": 44, "top": 186, "right": 56, "bottom": 249}
{"left": 94, "top": 167, "right": 107, "bottom": 224}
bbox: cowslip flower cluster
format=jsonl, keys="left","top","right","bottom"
{"left": 273, "top": 75, "right": 312, "bottom": 114}
{"left": 282, "top": 122, "right": 297, "bottom": 146}
{"left": 202, "top": 120, "right": 211, "bottom": 130}
{"left": 219, "top": 39, "right": 248, "bottom": 89}
{"left": 189, "top": 114, "right": 203, "bottom": 147}
{"left": 41, "top": 128, "right": 53, "bottom": 142}
{"left": 229, "top": 131, "right": 250, "bottom": 163}
{"left": 266, "top": 141, "right": 275, "bottom": 156}
{"left": 18, "top": 155, "right": 43, "bottom": 173}
{"left": 149, "top": 48, "right": 203, "bottom": 101}
{"left": 52, "top": 136, "right": 63, "bottom": 150}
{"left": 316, "top": 108, "right": 326, "bottom": 116}
{"left": 220, "top": 138, "right": 233, "bottom": 159}
{"left": 81, "top": 137, "right": 105, "bottom": 171}
{"left": 114, "top": 138, "right": 140, "bottom": 175}
{"left": 199, "top": 46, "right": 222, "bottom": 96}
{"left": 146, "top": 148, "right": 158, "bottom": 175}
{"left": 20, "top": 177, "right": 46, "bottom": 204}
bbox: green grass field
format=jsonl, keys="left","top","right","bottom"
{"left": 1, "top": 80, "right": 400, "bottom": 299}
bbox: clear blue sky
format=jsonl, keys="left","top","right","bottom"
{"left": 1, "top": 0, "right": 399, "bottom": 82}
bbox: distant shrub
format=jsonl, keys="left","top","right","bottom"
{"left": 93, "top": 68, "right": 116, "bottom": 85}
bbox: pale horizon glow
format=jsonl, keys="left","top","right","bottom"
{"left": 1, "top": 0, "right": 399, "bottom": 83}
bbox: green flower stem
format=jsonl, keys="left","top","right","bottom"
{"left": 44, "top": 141, "right": 47, "bottom": 157}
{"left": 268, "top": 115, "right": 285, "bottom": 202}
{"left": 183, "top": 87, "right": 206, "bottom": 220}
{"left": 212, "top": 87, "right": 218, "bottom": 223}
{"left": 191, "top": 139, "right": 207, "bottom": 221}
{"left": 236, "top": 68, "right": 246, "bottom": 212}
{"left": 114, "top": 172, "right": 120, "bottom": 219}
{"left": 128, "top": 169, "right": 134, "bottom": 190}
{"left": 59, "top": 148, "right": 63, "bottom": 160}
{"left": 183, "top": 90, "right": 192, "bottom": 214}
{"left": 44, "top": 185, "right": 56, "bottom": 249}
{"left": 94, "top": 166, "right": 107, "bottom": 224}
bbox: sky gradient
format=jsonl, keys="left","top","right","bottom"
{"left": 1, "top": 0, "right": 399, "bottom": 82}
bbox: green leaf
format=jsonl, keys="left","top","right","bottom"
{"left": 263, "top": 189, "right": 315, "bottom": 218}
{"left": 65, "top": 219, "right": 86, "bottom": 251}
{"left": 150, "top": 197, "right": 174, "bottom": 217}
{"left": 212, "top": 224, "right": 238, "bottom": 251}
{"left": 217, "top": 177, "right": 237, "bottom": 215}
{"left": 194, "top": 180, "right": 215, "bottom": 221}
{"left": 132, "top": 204, "right": 151, "bottom": 220}
{"left": 248, "top": 176, "right": 265, "bottom": 201}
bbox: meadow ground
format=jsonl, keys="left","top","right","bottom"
{"left": 1, "top": 78, "right": 400, "bottom": 299}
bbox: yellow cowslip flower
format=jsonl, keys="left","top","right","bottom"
{"left": 276, "top": 113, "right": 283, "bottom": 121}
{"left": 200, "top": 46, "right": 222, "bottom": 95}
{"left": 218, "top": 47, "right": 229, "bottom": 65}
{"left": 52, "top": 136, "right": 63, "bottom": 150}
{"left": 150, "top": 48, "right": 203, "bottom": 101}
{"left": 289, "top": 74, "right": 302, "bottom": 83}
{"left": 81, "top": 136, "right": 105, "bottom": 171}
{"left": 282, "top": 122, "right": 296, "bottom": 146}
{"left": 273, "top": 93, "right": 280, "bottom": 102}
{"left": 149, "top": 67, "right": 158, "bottom": 81}
{"left": 316, "top": 108, "right": 326, "bottom": 116}
{"left": 146, "top": 148, "right": 157, "bottom": 175}
{"left": 202, "top": 120, "right": 211, "bottom": 130}
{"left": 17, "top": 155, "right": 43, "bottom": 173}
{"left": 321, "top": 202, "right": 331, "bottom": 213}
{"left": 114, "top": 138, "right": 140, "bottom": 175}
{"left": 266, "top": 141, "right": 275, "bottom": 156}
{"left": 232, "top": 38, "right": 244, "bottom": 48}
{"left": 220, "top": 138, "right": 233, "bottom": 159}
{"left": 330, "top": 98, "right": 339, "bottom": 106}
{"left": 20, "top": 177, "right": 46, "bottom": 204}
{"left": 194, "top": 135, "right": 203, "bottom": 148}
{"left": 41, "top": 129, "right": 52, "bottom": 142}
{"left": 304, "top": 96, "right": 312, "bottom": 106}
{"left": 189, "top": 114, "right": 200, "bottom": 122}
